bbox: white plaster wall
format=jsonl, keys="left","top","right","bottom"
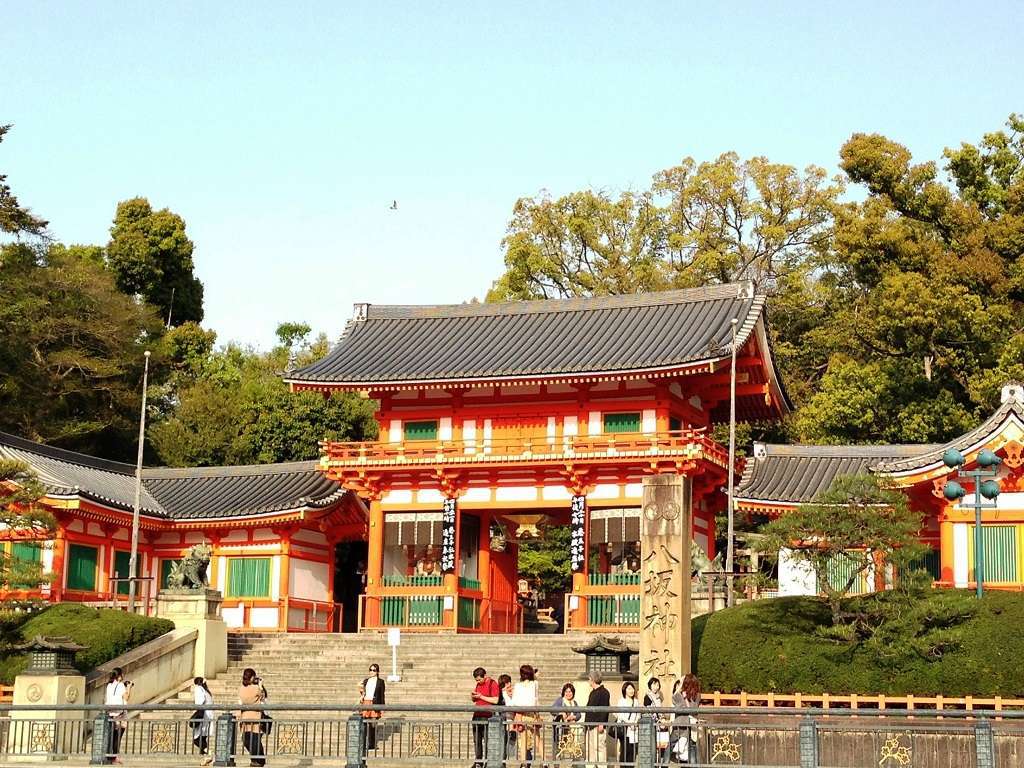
{"left": 563, "top": 415, "right": 578, "bottom": 436}
{"left": 463, "top": 419, "right": 477, "bottom": 453}
{"left": 250, "top": 607, "right": 279, "bottom": 629}
{"left": 483, "top": 419, "right": 492, "bottom": 453}
{"left": 624, "top": 483, "right": 643, "bottom": 500}
{"left": 694, "top": 531, "right": 709, "bottom": 555}
{"left": 778, "top": 548, "right": 818, "bottom": 596}
{"left": 642, "top": 409, "right": 656, "bottom": 434}
{"left": 112, "top": 529, "right": 129, "bottom": 541}
{"left": 252, "top": 529, "right": 276, "bottom": 542}
{"left": 289, "top": 559, "right": 330, "bottom": 601}
{"left": 217, "top": 557, "right": 227, "bottom": 590}
{"left": 547, "top": 416, "right": 557, "bottom": 445}
{"left": 590, "top": 483, "right": 620, "bottom": 500}
{"left": 155, "top": 532, "right": 179, "bottom": 545}
{"left": 42, "top": 541, "right": 53, "bottom": 574}
{"left": 271, "top": 555, "right": 281, "bottom": 600}
{"left": 222, "top": 605, "right": 244, "bottom": 628}
{"left": 184, "top": 532, "right": 206, "bottom": 544}
{"left": 462, "top": 488, "right": 490, "bottom": 503}
{"left": 87, "top": 523, "right": 104, "bottom": 537}
{"left": 954, "top": 523, "right": 969, "bottom": 588}
{"left": 221, "top": 530, "right": 248, "bottom": 543}
{"left": 588, "top": 411, "right": 602, "bottom": 435}
{"left": 68, "top": 520, "right": 84, "bottom": 533}
{"left": 293, "top": 529, "right": 328, "bottom": 546}
{"left": 382, "top": 489, "right": 414, "bottom": 505}
{"left": 389, "top": 419, "right": 402, "bottom": 443}
{"left": 541, "top": 486, "right": 571, "bottom": 501}
{"left": 439, "top": 417, "right": 453, "bottom": 440}
{"left": 417, "top": 489, "right": 443, "bottom": 505}
{"left": 495, "top": 486, "right": 538, "bottom": 502}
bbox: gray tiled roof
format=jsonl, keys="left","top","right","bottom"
{"left": 0, "top": 432, "right": 165, "bottom": 515}
{"left": 735, "top": 443, "right": 939, "bottom": 505}
{"left": 143, "top": 463, "right": 346, "bottom": 519}
{"left": 286, "top": 282, "right": 765, "bottom": 385}
{"left": 0, "top": 432, "right": 346, "bottom": 521}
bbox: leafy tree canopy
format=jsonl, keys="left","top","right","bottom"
{"left": 0, "top": 242, "right": 163, "bottom": 459}
{"left": 0, "top": 125, "right": 48, "bottom": 238}
{"left": 106, "top": 197, "right": 204, "bottom": 326}
{"left": 149, "top": 330, "right": 377, "bottom": 466}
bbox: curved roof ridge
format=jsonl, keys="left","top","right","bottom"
{"left": 366, "top": 282, "right": 755, "bottom": 320}
{"left": 142, "top": 460, "right": 321, "bottom": 480}
{"left": 757, "top": 443, "right": 937, "bottom": 458}
{"left": 0, "top": 431, "right": 136, "bottom": 475}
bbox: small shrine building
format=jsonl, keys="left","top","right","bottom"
{"left": 736, "top": 383, "right": 1024, "bottom": 595}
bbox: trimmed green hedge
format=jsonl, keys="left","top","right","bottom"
{"left": 693, "top": 590, "right": 1024, "bottom": 696}
{"left": 0, "top": 604, "right": 174, "bottom": 683}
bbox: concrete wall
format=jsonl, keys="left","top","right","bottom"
{"left": 85, "top": 628, "right": 197, "bottom": 706}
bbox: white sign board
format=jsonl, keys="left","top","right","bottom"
{"left": 387, "top": 628, "right": 401, "bottom": 647}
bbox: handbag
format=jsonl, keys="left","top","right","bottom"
{"left": 259, "top": 711, "right": 273, "bottom": 735}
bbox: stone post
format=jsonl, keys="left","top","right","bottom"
{"left": 155, "top": 588, "right": 228, "bottom": 679}
{"left": 6, "top": 637, "right": 88, "bottom": 762}
{"left": 640, "top": 473, "right": 692, "bottom": 693}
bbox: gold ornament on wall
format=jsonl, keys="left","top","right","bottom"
{"left": 878, "top": 735, "right": 912, "bottom": 766}
{"left": 710, "top": 733, "right": 741, "bottom": 763}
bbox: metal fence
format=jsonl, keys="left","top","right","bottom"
{"left": 0, "top": 702, "right": 1018, "bottom": 767}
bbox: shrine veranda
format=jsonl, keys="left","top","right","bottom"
{"left": 3, "top": 283, "right": 1023, "bottom": 642}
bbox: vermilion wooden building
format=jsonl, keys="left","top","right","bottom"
{"left": 284, "top": 283, "right": 788, "bottom": 632}
{"left": 1, "top": 283, "right": 790, "bottom": 633}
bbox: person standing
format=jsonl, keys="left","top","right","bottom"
{"left": 497, "top": 674, "right": 517, "bottom": 760}
{"left": 237, "top": 668, "right": 267, "bottom": 767}
{"left": 614, "top": 682, "right": 640, "bottom": 765}
{"left": 510, "top": 664, "right": 544, "bottom": 766}
{"left": 671, "top": 674, "right": 701, "bottom": 763}
{"left": 551, "top": 682, "right": 581, "bottom": 756}
{"left": 104, "top": 667, "right": 131, "bottom": 765}
{"left": 470, "top": 667, "right": 500, "bottom": 768}
{"left": 359, "top": 663, "right": 386, "bottom": 752}
{"left": 643, "top": 677, "right": 670, "bottom": 760}
{"left": 583, "top": 670, "right": 609, "bottom": 768}
{"left": 190, "top": 677, "right": 214, "bottom": 766}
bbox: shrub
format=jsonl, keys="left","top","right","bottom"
{"left": 0, "top": 604, "right": 174, "bottom": 683}
{"left": 693, "top": 590, "right": 1024, "bottom": 696}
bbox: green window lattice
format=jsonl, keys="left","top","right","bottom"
{"left": 603, "top": 412, "right": 641, "bottom": 434}
{"left": 404, "top": 420, "right": 439, "bottom": 441}
{"left": 113, "top": 551, "right": 132, "bottom": 595}
{"left": 227, "top": 557, "right": 272, "bottom": 598}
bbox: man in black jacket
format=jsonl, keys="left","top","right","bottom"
{"left": 583, "top": 670, "right": 609, "bottom": 767}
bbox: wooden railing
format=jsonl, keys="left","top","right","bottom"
{"left": 285, "top": 598, "right": 341, "bottom": 632}
{"left": 0, "top": 685, "right": 13, "bottom": 704}
{"left": 700, "top": 691, "right": 1024, "bottom": 712}
{"left": 322, "top": 429, "right": 728, "bottom": 467}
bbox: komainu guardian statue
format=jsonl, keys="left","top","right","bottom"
{"left": 166, "top": 543, "right": 212, "bottom": 591}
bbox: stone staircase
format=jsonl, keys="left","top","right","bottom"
{"left": 161, "top": 631, "right": 611, "bottom": 715}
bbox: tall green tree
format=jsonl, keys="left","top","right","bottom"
{"left": 0, "top": 460, "right": 53, "bottom": 591}
{"left": 149, "top": 332, "right": 377, "bottom": 466}
{"left": 487, "top": 153, "right": 842, "bottom": 301}
{"left": 106, "top": 197, "right": 204, "bottom": 325}
{"left": 758, "top": 473, "right": 926, "bottom": 626}
{"left": 0, "top": 125, "right": 48, "bottom": 238}
{"left": 0, "top": 242, "right": 162, "bottom": 458}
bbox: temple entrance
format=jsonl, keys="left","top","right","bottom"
{"left": 334, "top": 540, "right": 368, "bottom": 632}
{"left": 515, "top": 523, "right": 571, "bottom": 633}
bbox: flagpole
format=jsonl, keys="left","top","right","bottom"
{"left": 127, "top": 350, "right": 151, "bottom": 614}
{"left": 725, "top": 319, "right": 738, "bottom": 608}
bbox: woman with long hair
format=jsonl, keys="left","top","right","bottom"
{"left": 236, "top": 668, "right": 268, "bottom": 767}
{"left": 190, "top": 677, "right": 214, "bottom": 766}
{"left": 671, "top": 674, "right": 701, "bottom": 763}
{"left": 103, "top": 667, "right": 131, "bottom": 764}
{"left": 510, "top": 664, "right": 544, "bottom": 766}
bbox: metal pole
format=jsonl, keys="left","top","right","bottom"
{"left": 974, "top": 476, "right": 984, "bottom": 599}
{"left": 127, "top": 350, "right": 151, "bottom": 614}
{"left": 726, "top": 318, "right": 738, "bottom": 608}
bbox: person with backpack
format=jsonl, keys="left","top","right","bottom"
{"left": 190, "top": 677, "right": 214, "bottom": 766}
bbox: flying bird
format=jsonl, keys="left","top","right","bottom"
{"left": 390, "top": 200, "right": 398, "bottom": 210}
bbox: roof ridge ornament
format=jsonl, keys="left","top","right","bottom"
{"left": 352, "top": 303, "right": 370, "bottom": 322}
{"left": 1001, "top": 382, "right": 1024, "bottom": 405}
{"left": 737, "top": 281, "right": 755, "bottom": 300}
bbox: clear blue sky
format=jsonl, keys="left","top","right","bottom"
{"left": 3, "top": 1, "right": 1022, "bottom": 349}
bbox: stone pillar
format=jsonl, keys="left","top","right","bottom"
{"left": 155, "top": 589, "right": 228, "bottom": 679}
{"left": 640, "top": 473, "right": 692, "bottom": 693}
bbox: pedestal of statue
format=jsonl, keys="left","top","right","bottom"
{"left": 156, "top": 589, "right": 228, "bottom": 679}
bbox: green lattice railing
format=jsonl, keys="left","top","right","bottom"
{"left": 588, "top": 572, "right": 641, "bottom": 586}
{"left": 381, "top": 574, "right": 443, "bottom": 587}
{"left": 380, "top": 595, "right": 444, "bottom": 626}
{"left": 458, "top": 577, "right": 481, "bottom": 591}
{"left": 587, "top": 595, "right": 640, "bottom": 626}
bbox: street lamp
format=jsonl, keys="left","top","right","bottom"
{"left": 942, "top": 447, "right": 1001, "bottom": 598}
{"left": 127, "top": 350, "right": 151, "bottom": 613}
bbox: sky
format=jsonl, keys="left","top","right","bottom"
{"left": 3, "top": 1, "right": 1022, "bottom": 349}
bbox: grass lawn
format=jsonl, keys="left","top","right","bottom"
{"left": 0, "top": 604, "right": 173, "bottom": 683}
{"left": 692, "top": 589, "right": 1024, "bottom": 696}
